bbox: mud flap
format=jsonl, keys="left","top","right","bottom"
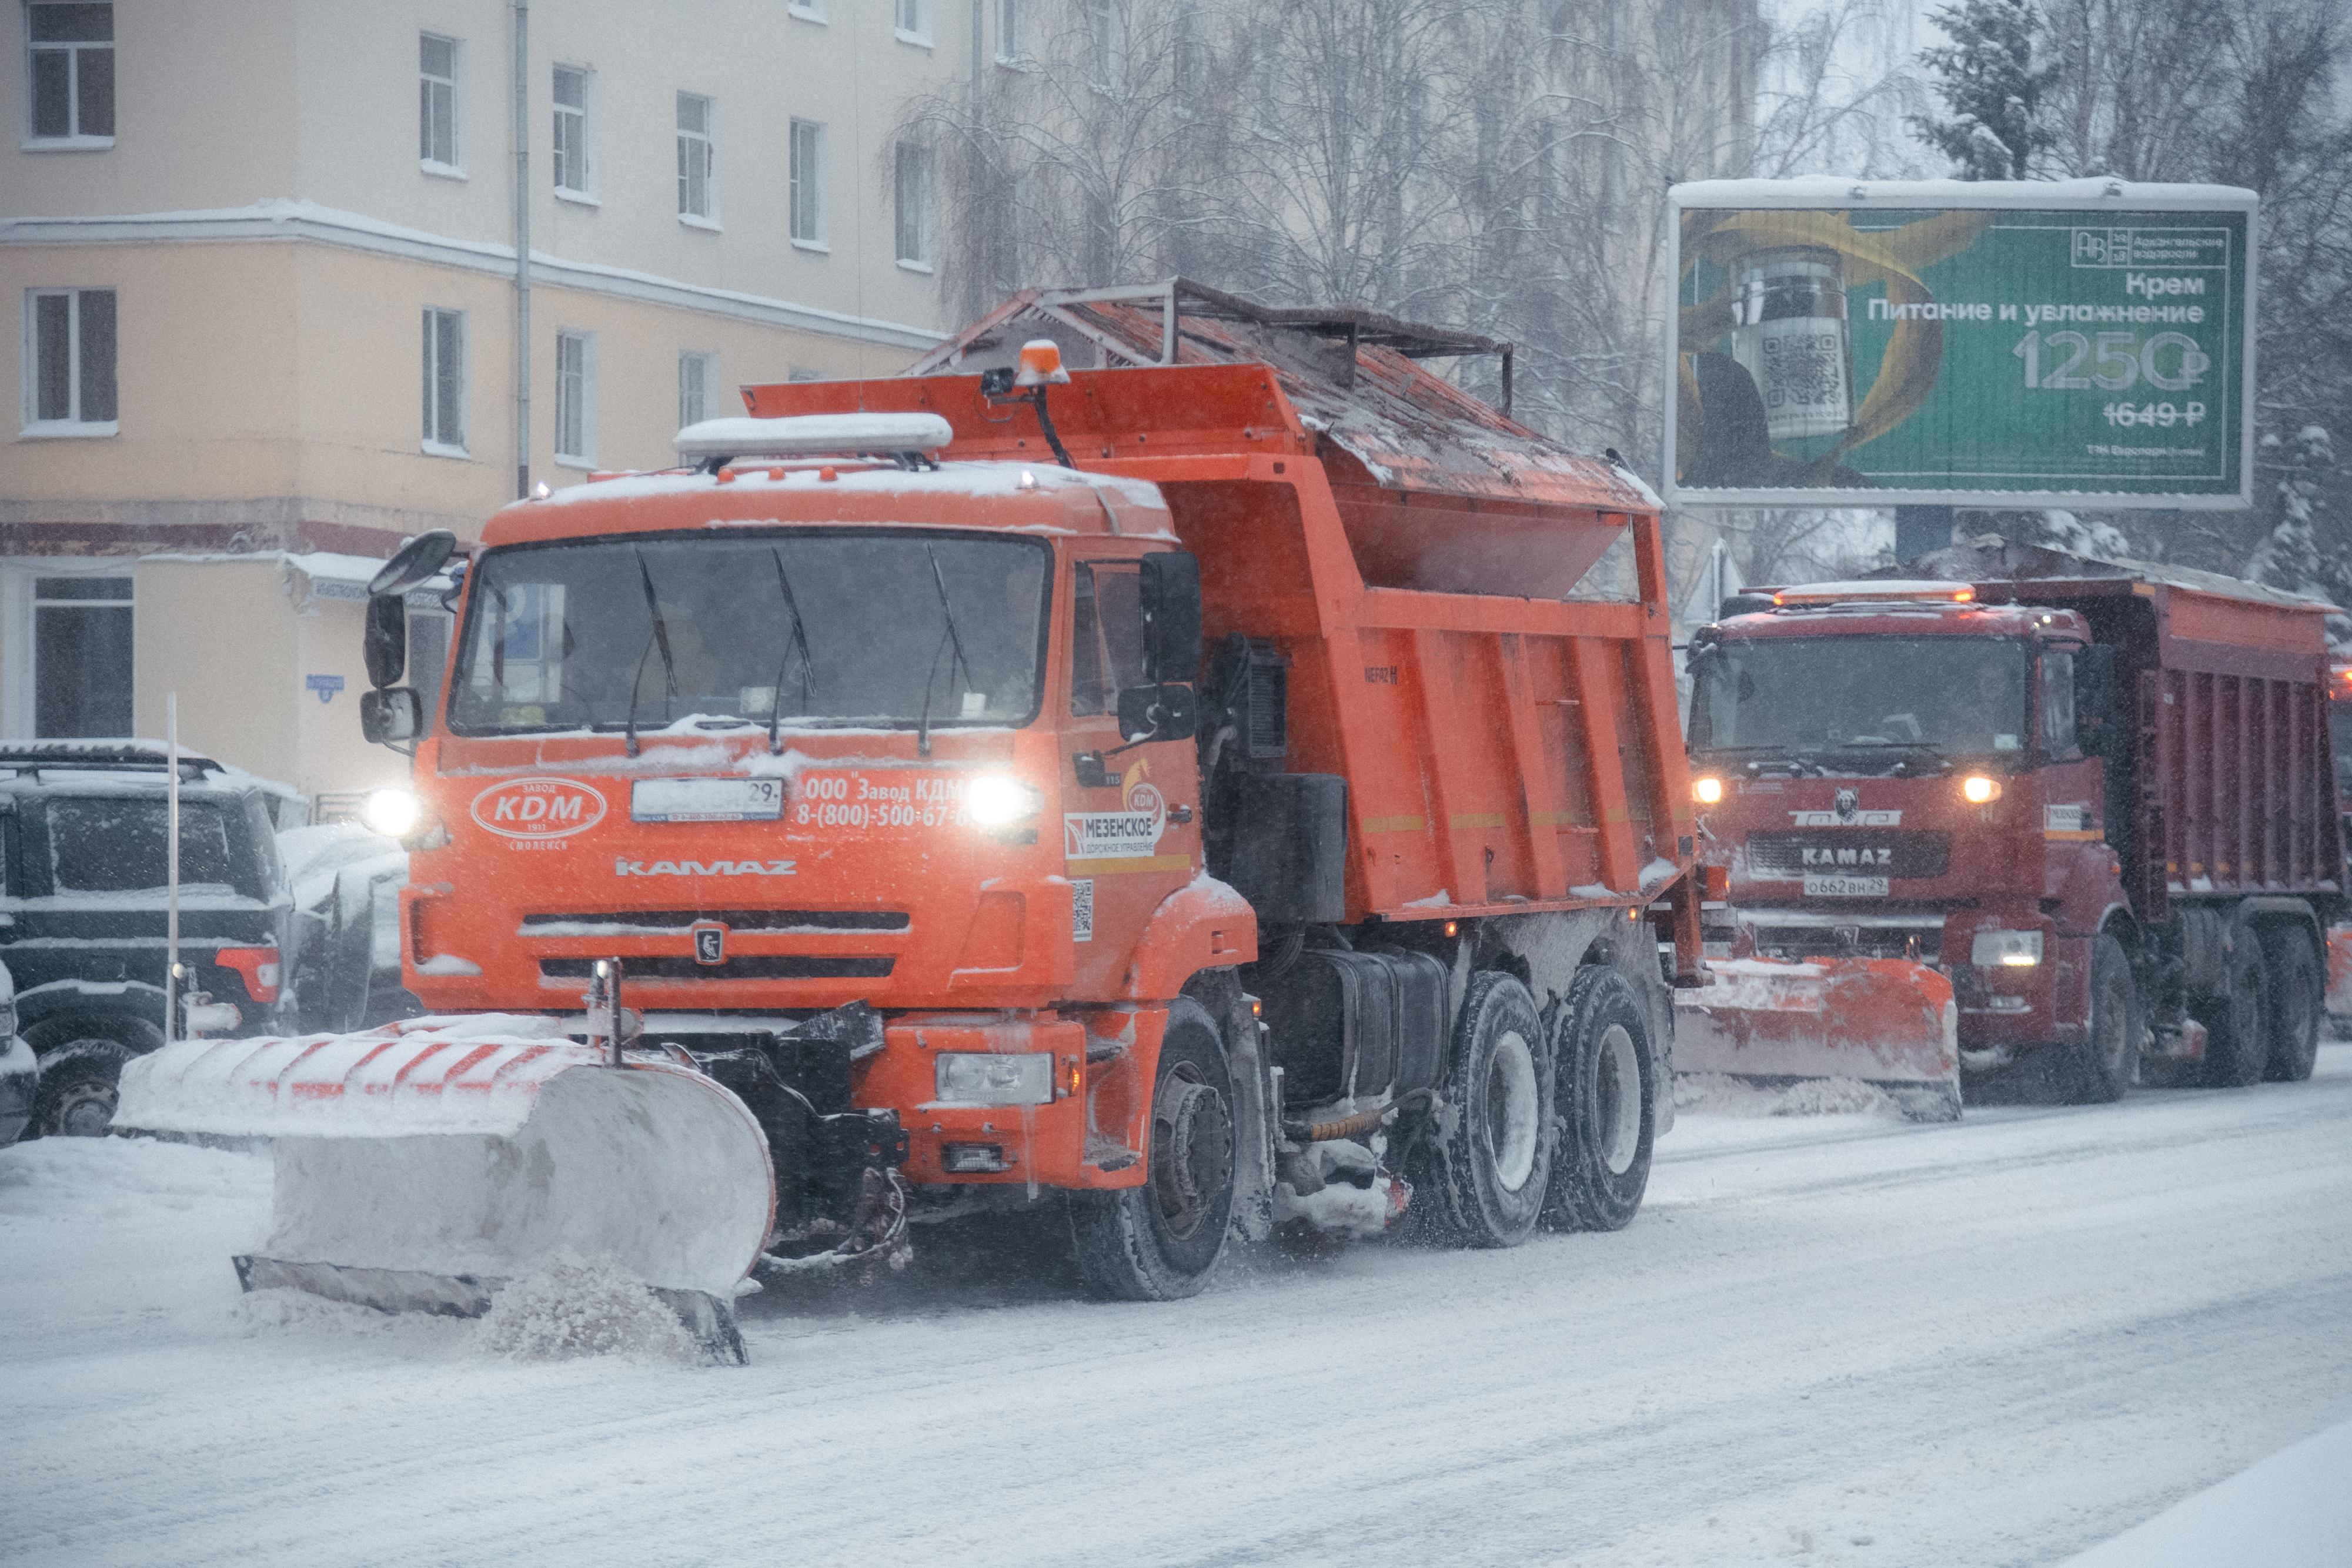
{"left": 115, "top": 1021, "right": 775, "bottom": 1360}
{"left": 1673, "top": 957, "right": 1961, "bottom": 1119}
{"left": 2326, "top": 926, "right": 2352, "bottom": 1025}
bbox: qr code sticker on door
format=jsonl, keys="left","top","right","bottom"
{"left": 1073, "top": 878, "right": 1094, "bottom": 942}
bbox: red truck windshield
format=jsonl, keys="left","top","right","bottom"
{"left": 1690, "top": 634, "right": 2030, "bottom": 761}
{"left": 446, "top": 529, "right": 1052, "bottom": 737}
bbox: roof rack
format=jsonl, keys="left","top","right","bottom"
{"left": 0, "top": 740, "right": 226, "bottom": 777}
{"left": 907, "top": 278, "right": 1517, "bottom": 416}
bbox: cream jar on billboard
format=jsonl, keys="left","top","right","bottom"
{"left": 1729, "top": 248, "right": 1854, "bottom": 442}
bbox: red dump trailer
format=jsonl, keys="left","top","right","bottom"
{"left": 1685, "top": 538, "right": 2343, "bottom": 1101}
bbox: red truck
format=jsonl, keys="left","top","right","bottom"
{"left": 1683, "top": 538, "right": 2341, "bottom": 1102}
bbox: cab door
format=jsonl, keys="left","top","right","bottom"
{"left": 1064, "top": 553, "right": 1201, "bottom": 994}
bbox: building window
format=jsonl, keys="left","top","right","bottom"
{"left": 552, "top": 65, "right": 594, "bottom": 200}
{"left": 894, "top": 143, "right": 934, "bottom": 269}
{"left": 26, "top": 2, "right": 113, "bottom": 146}
{"left": 22, "top": 287, "right": 116, "bottom": 434}
{"left": 421, "top": 306, "right": 466, "bottom": 456}
{"left": 679, "top": 350, "right": 718, "bottom": 430}
{"left": 1088, "top": 1, "right": 1127, "bottom": 93}
{"left": 419, "top": 33, "right": 462, "bottom": 175}
{"left": 994, "top": 0, "right": 1029, "bottom": 65}
{"left": 676, "top": 92, "right": 715, "bottom": 224}
{"left": 789, "top": 119, "right": 827, "bottom": 248}
{"left": 32, "top": 574, "right": 133, "bottom": 738}
{"left": 554, "top": 330, "right": 596, "bottom": 467}
{"left": 895, "top": 0, "right": 933, "bottom": 44}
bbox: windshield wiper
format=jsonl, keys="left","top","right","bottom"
{"left": 623, "top": 549, "right": 678, "bottom": 758}
{"left": 916, "top": 544, "right": 975, "bottom": 759}
{"left": 766, "top": 546, "right": 816, "bottom": 756}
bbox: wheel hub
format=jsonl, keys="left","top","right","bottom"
{"left": 1594, "top": 1022, "right": 1643, "bottom": 1176}
{"left": 1151, "top": 1071, "right": 1232, "bottom": 1239}
{"left": 47, "top": 1079, "right": 118, "bottom": 1139}
{"left": 1484, "top": 1030, "right": 1541, "bottom": 1192}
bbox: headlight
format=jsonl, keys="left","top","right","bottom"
{"left": 1960, "top": 774, "right": 2002, "bottom": 805}
{"left": 1692, "top": 775, "right": 1725, "bottom": 805}
{"left": 965, "top": 775, "right": 1042, "bottom": 827}
{"left": 934, "top": 1052, "right": 1055, "bottom": 1105}
{"left": 363, "top": 788, "right": 423, "bottom": 837}
{"left": 1971, "top": 928, "right": 2043, "bottom": 967}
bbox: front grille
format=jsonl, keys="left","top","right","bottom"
{"left": 1749, "top": 925, "right": 1943, "bottom": 963}
{"left": 1746, "top": 830, "right": 1951, "bottom": 881}
{"left": 523, "top": 908, "right": 909, "bottom": 935}
{"left": 540, "top": 955, "right": 894, "bottom": 982}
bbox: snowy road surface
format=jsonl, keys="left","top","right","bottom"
{"left": 6, "top": 1049, "right": 2351, "bottom": 1567}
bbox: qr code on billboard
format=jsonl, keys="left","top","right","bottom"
{"left": 1073, "top": 878, "right": 1094, "bottom": 942}
{"left": 1762, "top": 332, "right": 1843, "bottom": 410}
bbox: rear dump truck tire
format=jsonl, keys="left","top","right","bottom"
{"left": 34, "top": 1039, "right": 133, "bottom": 1139}
{"left": 1069, "top": 998, "right": 1237, "bottom": 1302}
{"left": 2261, "top": 925, "right": 2322, "bottom": 1084}
{"left": 1420, "top": 972, "right": 1552, "bottom": 1249}
{"left": 2062, "top": 934, "right": 2143, "bottom": 1104}
{"left": 2197, "top": 935, "right": 2272, "bottom": 1088}
{"left": 1542, "top": 966, "right": 1656, "bottom": 1232}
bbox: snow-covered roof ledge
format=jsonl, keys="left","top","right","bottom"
{"left": 1672, "top": 177, "right": 2257, "bottom": 211}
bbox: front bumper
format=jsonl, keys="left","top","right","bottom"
{"left": 0, "top": 1036, "right": 37, "bottom": 1146}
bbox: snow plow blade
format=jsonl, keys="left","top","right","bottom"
{"left": 113, "top": 1018, "right": 775, "bottom": 1362}
{"left": 1674, "top": 958, "right": 1962, "bottom": 1121}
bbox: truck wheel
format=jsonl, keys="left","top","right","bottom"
{"left": 2062, "top": 934, "right": 2143, "bottom": 1104}
{"left": 1542, "top": 966, "right": 1655, "bottom": 1231}
{"left": 2198, "top": 938, "right": 2272, "bottom": 1088}
{"left": 2260, "top": 926, "right": 2322, "bottom": 1083}
{"left": 1069, "top": 998, "right": 1235, "bottom": 1301}
{"left": 34, "top": 1040, "right": 133, "bottom": 1139}
{"left": 1421, "top": 972, "right": 1552, "bottom": 1248}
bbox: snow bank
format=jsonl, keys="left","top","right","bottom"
{"left": 2059, "top": 1414, "right": 2352, "bottom": 1567}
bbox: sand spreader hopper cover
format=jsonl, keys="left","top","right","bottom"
{"left": 1675, "top": 958, "right": 1961, "bottom": 1121}
{"left": 115, "top": 1018, "right": 776, "bottom": 1359}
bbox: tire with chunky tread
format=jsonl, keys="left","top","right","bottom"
{"left": 1542, "top": 966, "right": 1656, "bottom": 1232}
{"left": 1419, "top": 971, "right": 1552, "bottom": 1249}
{"left": 1069, "top": 997, "right": 1236, "bottom": 1302}
{"left": 33, "top": 1039, "right": 133, "bottom": 1139}
{"left": 2197, "top": 936, "right": 2271, "bottom": 1088}
{"left": 2260, "top": 925, "right": 2322, "bottom": 1083}
{"left": 2062, "top": 933, "right": 2143, "bottom": 1104}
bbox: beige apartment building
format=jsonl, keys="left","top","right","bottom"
{"left": 4, "top": 0, "right": 970, "bottom": 801}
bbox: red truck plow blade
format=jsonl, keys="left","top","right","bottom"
{"left": 113, "top": 1019, "right": 776, "bottom": 1361}
{"left": 1673, "top": 958, "right": 1962, "bottom": 1121}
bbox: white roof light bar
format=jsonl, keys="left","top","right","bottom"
{"left": 674, "top": 413, "right": 954, "bottom": 461}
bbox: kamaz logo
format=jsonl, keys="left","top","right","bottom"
{"left": 614, "top": 858, "right": 796, "bottom": 877}
{"left": 1800, "top": 847, "right": 1895, "bottom": 867}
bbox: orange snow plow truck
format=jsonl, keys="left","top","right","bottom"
{"left": 117, "top": 282, "right": 1703, "bottom": 1358}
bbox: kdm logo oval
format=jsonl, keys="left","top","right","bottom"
{"left": 471, "top": 777, "right": 607, "bottom": 840}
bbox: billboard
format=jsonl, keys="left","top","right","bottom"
{"left": 1664, "top": 179, "right": 2256, "bottom": 510}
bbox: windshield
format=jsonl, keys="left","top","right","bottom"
{"left": 1690, "top": 634, "right": 2030, "bottom": 760}
{"left": 446, "top": 530, "right": 1052, "bottom": 737}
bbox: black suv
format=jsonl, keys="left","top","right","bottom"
{"left": 0, "top": 743, "right": 296, "bottom": 1136}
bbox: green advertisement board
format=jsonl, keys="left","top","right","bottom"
{"left": 1665, "top": 180, "right": 2256, "bottom": 509}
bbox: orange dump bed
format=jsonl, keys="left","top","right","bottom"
{"left": 746, "top": 345, "right": 1695, "bottom": 923}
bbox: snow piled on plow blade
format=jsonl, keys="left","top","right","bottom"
{"left": 115, "top": 1024, "right": 775, "bottom": 1362}
{"left": 1673, "top": 957, "right": 1961, "bottom": 1121}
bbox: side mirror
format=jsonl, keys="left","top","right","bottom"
{"left": 1117, "top": 682, "right": 1198, "bottom": 744}
{"left": 360, "top": 687, "right": 423, "bottom": 745}
{"left": 364, "top": 594, "right": 407, "bottom": 688}
{"left": 1138, "top": 551, "right": 1202, "bottom": 685}
{"left": 2074, "top": 644, "right": 2119, "bottom": 754}
{"left": 368, "top": 529, "right": 459, "bottom": 597}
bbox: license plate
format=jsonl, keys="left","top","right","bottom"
{"left": 1803, "top": 874, "right": 1889, "bottom": 897}
{"left": 631, "top": 777, "right": 783, "bottom": 823}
